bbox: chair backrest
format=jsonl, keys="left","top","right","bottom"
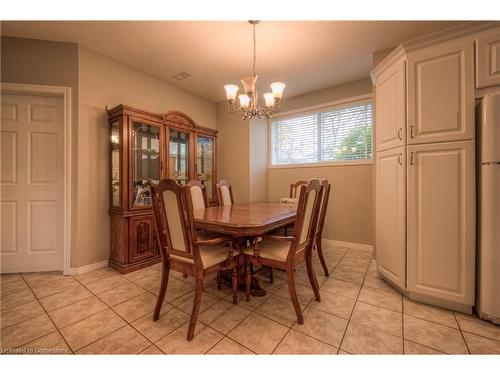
{"left": 187, "top": 180, "right": 208, "bottom": 210}
{"left": 152, "top": 179, "right": 201, "bottom": 265}
{"left": 316, "top": 179, "right": 331, "bottom": 238}
{"left": 289, "top": 180, "right": 308, "bottom": 198}
{"left": 292, "top": 179, "right": 323, "bottom": 254}
{"left": 216, "top": 180, "right": 234, "bottom": 206}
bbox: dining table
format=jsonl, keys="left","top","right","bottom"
{"left": 192, "top": 201, "right": 298, "bottom": 296}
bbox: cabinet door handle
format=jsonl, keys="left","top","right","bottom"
{"left": 397, "top": 153, "right": 402, "bottom": 165}
{"left": 410, "top": 125, "right": 415, "bottom": 138}
{"left": 160, "top": 160, "right": 164, "bottom": 170}
{"left": 397, "top": 128, "right": 403, "bottom": 141}
{"left": 410, "top": 152, "right": 414, "bottom": 165}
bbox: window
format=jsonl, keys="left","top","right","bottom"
{"left": 270, "top": 101, "right": 373, "bottom": 167}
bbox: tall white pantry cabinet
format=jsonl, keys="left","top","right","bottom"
{"left": 370, "top": 24, "right": 499, "bottom": 313}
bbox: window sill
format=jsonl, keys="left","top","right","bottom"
{"left": 268, "top": 160, "right": 373, "bottom": 169}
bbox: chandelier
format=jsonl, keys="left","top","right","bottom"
{"left": 224, "top": 21, "right": 286, "bottom": 120}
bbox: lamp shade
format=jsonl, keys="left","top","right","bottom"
{"left": 270, "top": 82, "right": 286, "bottom": 99}
{"left": 238, "top": 94, "right": 250, "bottom": 108}
{"left": 263, "top": 92, "right": 275, "bottom": 107}
{"left": 224, "top": 84, "right": 239, "bottom": 101}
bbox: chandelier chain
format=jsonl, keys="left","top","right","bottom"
{"left": 252, "top": 22, "right": 256, "bottom": 77}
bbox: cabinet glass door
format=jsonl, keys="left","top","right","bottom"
{"left": 132, "top": 121, "right": 161, "bottom": 207}
{"left": 196, "top": 136, "right": 215, "bottom": 201}
{"left": 110, "top": 120, "right": 121, "bottom": 208}
{"left": 168, "top": 130, "right": 190, "bottom": 185}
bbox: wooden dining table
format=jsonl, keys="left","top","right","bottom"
{"left": 193, "top": 201, "right": 298, "bottom": 295}
{"left": 193, "top": 201, "right": 298, "bottom": 237}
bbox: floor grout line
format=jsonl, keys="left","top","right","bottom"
{"left": 65, "top": 274, "right": 161, "bottom": 354}
{"left": 454, "top": 312, "right": 472, "bottom": 354}
{"left": 3, "top": 243, "right": 499, "bottom": 354}
{"left": 402, "top": 288, "right": 405, "bottom": 354}
{"left": 326, "top": 247, "right": 360, "bottom": 353}
{"left": 19, "top": 273, "right": 75, "bottom": 354}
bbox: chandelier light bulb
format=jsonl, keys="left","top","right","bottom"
{"left": 263, "top": 92, "right": 275, "bottom": 107}
{"left": 224, "top": 84, "right": 239, "bottom": 102}
{"left": 238, "top": 94, "right": 250, "bottom": 108}
{"left": 270, "top": 82, "right": 286, "bottom": 99}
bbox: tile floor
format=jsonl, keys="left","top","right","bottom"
{"left": 1, "top": 239, "right": 500, "bottom": 354}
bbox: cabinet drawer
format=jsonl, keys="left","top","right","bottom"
{"left": 407, "top": 39, "right": 474, "bottom": 144}
{"left": 129, "top": 215, "right": 158, "bottom": 263}
{"left": 476, "top": 26, "right": 500, "bottom": 89}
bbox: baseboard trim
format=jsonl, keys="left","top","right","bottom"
{"left": 327, "top": 239, "right": 373, "bottom": 252}
{"left": 68, "top": 260, "right": 108, "bottom": 276}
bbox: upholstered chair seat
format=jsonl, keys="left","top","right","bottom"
{"left": 170, "top": 244, "right": 233, "bottom": 269}
{"left": 242, "top": 239, "right": 290, "bottom": 262}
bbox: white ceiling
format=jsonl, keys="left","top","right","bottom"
{"left": 1, "top": 21, "right": 466, "bottom": 102}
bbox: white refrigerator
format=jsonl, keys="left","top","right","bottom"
{"left": 477, "top": 93, "right": 500, "bottom": 325}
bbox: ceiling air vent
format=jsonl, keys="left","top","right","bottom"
{"left": 173, "top": 71, "right": 191, "bottom": 81}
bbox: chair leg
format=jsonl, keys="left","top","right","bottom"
{"left": 245, "top": 260, "right": 251, "bottom": 302}
{"left": 306, "top": 251, "right": 321, "bottom": 302}
{"left": 316, "top": 238, "right": 329, "bottom": 277}
{"left": 187, "top": 275, "right": 204, "bottom": 341}
{"left": 217, "top": 271, "right": 222, "bottom": 290}
{"left": 153, "top": 262, "right": 170, "bottom": 321}
{"left": 269, "top": 267, "right": 274, "bottom": 284}
{"left": 286, "top": 266, "right": 304, "bottom": 324}
{"left": 231, "top": 266, "right": 238, "bottom": 304}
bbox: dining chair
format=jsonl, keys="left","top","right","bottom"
{"left": 216, "top": 180, "right": 234, "bottom": 206}
{"left": 314, "top": 179, "right": 331, "bottom": 277}
{"left": 151, "top": 178, "right": 239, "bottom": 341}
{"left": 186, "top": 180, "right": 208, "bottom": 210}
{"left": 243, "top": 179, "right": 323, "bottom": 324}
{"left": 188, "top": 179, "right": 228, "bottom": 290}
{"left": 289, "top": 180, "right": 308, "bottom": 198}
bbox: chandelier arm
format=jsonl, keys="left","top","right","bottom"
{"left": 226, "top": 102, "right": 242, "bottom": 113}
{"left": 271, "top": 99, "right": 282, "bottom": 113}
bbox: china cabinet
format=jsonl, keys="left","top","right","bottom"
{"left": 107, "top": 105, "right": 217, "bottom": 273}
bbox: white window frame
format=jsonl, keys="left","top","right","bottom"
{"left": 268, "top": 93, "right": 374, "bottom": 169}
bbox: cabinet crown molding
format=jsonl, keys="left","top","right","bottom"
{"left": 106, "top": 104, "right": 216, "bottom": 135}
{"left": 371, "top": 21, "right": 499, "bottom": 83}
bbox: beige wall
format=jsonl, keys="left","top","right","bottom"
{"left": 249, "top": 118, "right": 268, "bottom": 202}
{"left": 1, "top": 36, "right": 82, "bottom": 267}
{"left": 216, "top": 102, "right": 250, "bottom": 203}
{"left": 216, "top": 77, "right": 374, "bottom": 245}
{"left": 76, "top": 46, "right": 216, "bottom": 267}
{"left": 1, "top": 37, "right": 218, "bottom": 269}
{"left": 268, "top": 78, "right": 374, "bottom": 245}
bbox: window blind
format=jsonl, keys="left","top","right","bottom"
{"left": 271, "top": 101, "right": 372, "bottom": 166}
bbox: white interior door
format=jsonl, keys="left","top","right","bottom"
{"left": 1, "top": 93, "right": 65, "bottom": 273}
